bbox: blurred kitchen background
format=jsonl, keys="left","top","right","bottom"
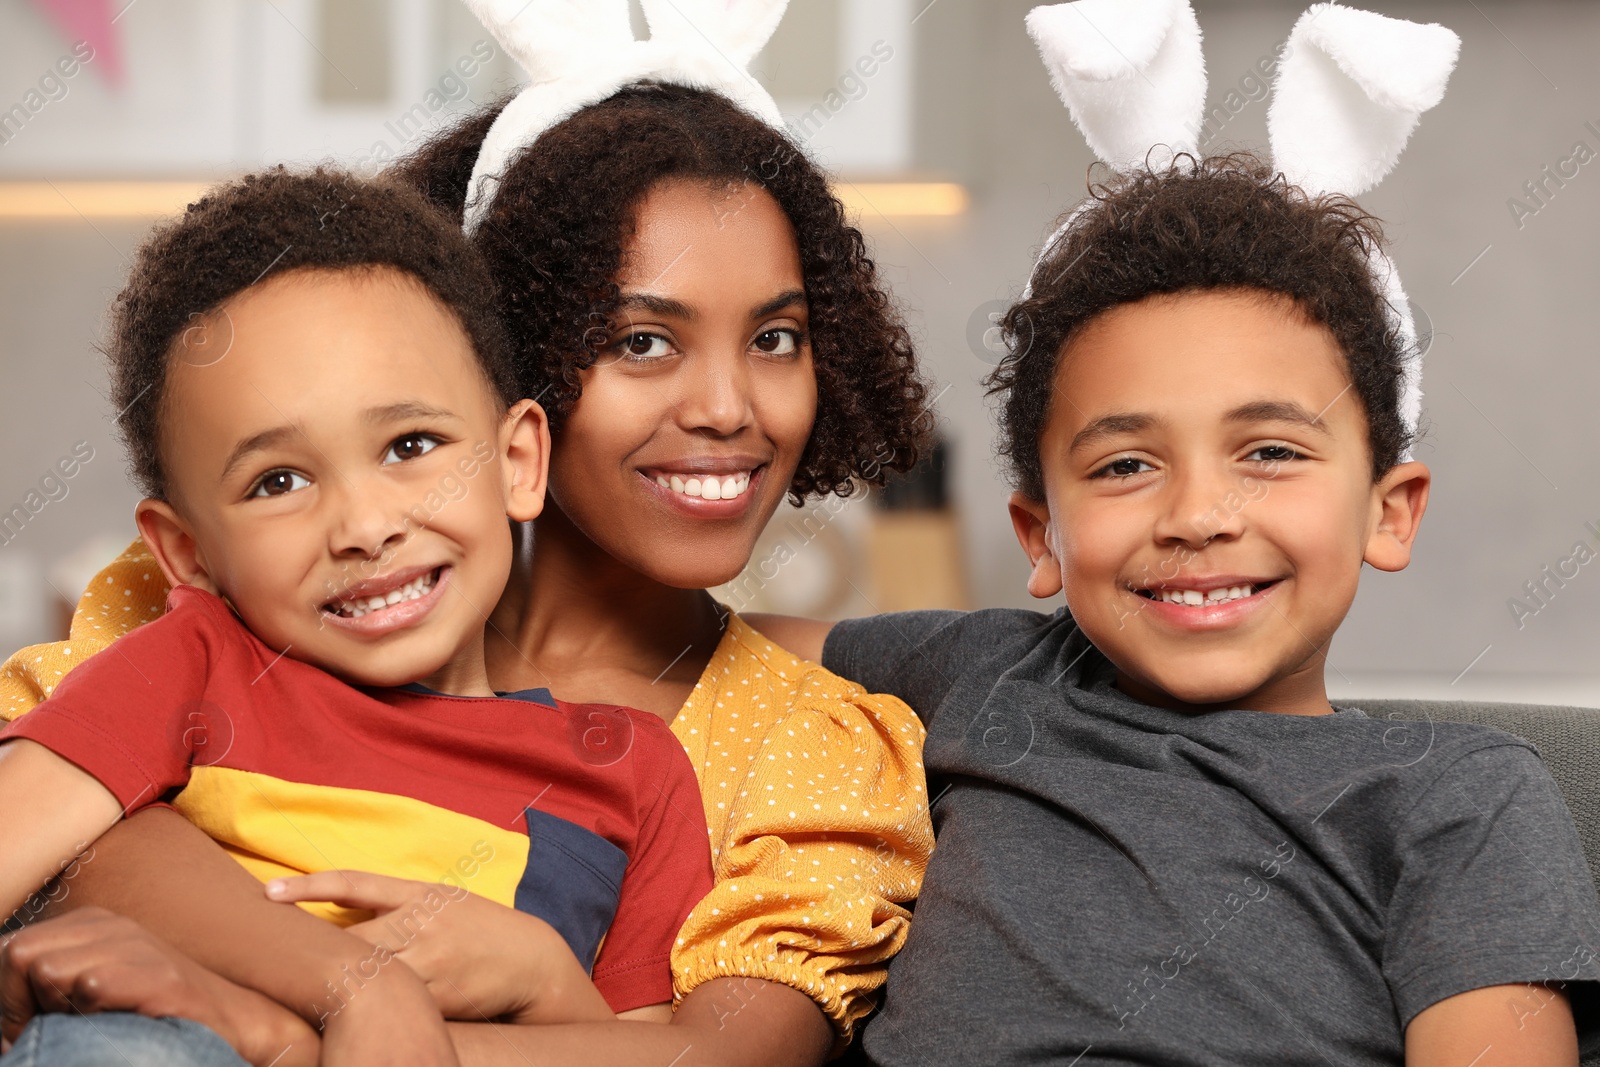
{"left": 1, "top": 0, "right": 1596, "bottom": 704}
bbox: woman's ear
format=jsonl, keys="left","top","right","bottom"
{"left": 1008, "top": 492, "right": 1064, "bottom": 599}
{"left": 501, "top": 399, "right": 551, "bottom": 523}
{"left": 1364, "top": 460, "right": 1431, "bottom": 572}
{"left": 135, "top": 498, "right": 221, "bottom": 595}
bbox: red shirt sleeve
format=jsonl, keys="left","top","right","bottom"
{"left": 0, "top": 587, "right": 227, "bottom": 811}
{"left": 590, "top": 716, "right": 713, "bottom": 1012}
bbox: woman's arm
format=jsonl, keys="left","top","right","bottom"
{"left": 33, "top": 806, "right": 459, "bottom": 1067}
{"left": 41, "top": 818, "right": 836, "bottom": 1067}
{"left": 447, "top": 977, "right": 834, "bottom": 1067}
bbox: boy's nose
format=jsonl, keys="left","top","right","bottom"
{"left": 1153, "top": 466, "right": 1246, "bottom": 548}
{"left": 329, "top": 489, "right": 410, "bottom": 561}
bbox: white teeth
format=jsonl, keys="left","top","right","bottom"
{"left": 657, "top": 471, "right": 752, "bottom": 500}
{"left": 329, "top": 569, "right": 438, "bottom": 618}
{"left": 1155, "top": 584, "right": 1259, "bottom": 606}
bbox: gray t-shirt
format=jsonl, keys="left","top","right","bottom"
{"left": 824, "top": 607, "right": 1600, "bottom": 1066}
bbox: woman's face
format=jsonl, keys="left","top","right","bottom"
{"left": 545, "top": 178, "right": 818, "bottom": 588}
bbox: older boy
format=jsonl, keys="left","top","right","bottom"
{"left": 758, "top": 157, "right": 1600, "bottom": 1066}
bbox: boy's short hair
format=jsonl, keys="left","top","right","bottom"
{"left": 989, "top": 153, "right": 1414, "bottom": 500}
{"left": 109, "top": 166, "right": 517, "bottom": 500}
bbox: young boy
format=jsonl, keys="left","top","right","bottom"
{"left": 759, "top": 156, "right": 1600, "bottom": 1065}
{"left": 0, "top": 169, "right": 711, "bottom": 1063}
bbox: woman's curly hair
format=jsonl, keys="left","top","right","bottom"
{"left": 109, "top": 166, "right": 515, "bottom": 500}
{"left": 391, "top": 83, "right": 932, "bottom": 502}
{"left": 988, "top": 153, "right": 1414, "bottom": 501}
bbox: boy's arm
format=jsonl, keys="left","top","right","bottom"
{"left": 1405, "top": 983, "right": 1577, "bottom": 1067}
{"left": 0, "top": 740, "right": 122, "bottom": 915}
{"left": 32, "top": 806, "right": 460, "bottom": 1067}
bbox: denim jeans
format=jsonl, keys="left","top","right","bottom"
{"left": 0, "top": 1013, "right": 248, "bottom": 1067}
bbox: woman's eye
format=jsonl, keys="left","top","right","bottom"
{"left": 614, "top": 332, "right": 674, "bottom": 361}
{"left": 1249, "top": 444, "right": 1303, "bottom": 463}
{"left": 1093, "top": 456, "right": 1155, "bottom": 479}
{"left": 384, "top": 434, "right": 440, "bottom": 464}
{"left": 751, "top": 328, "right": 801, "bottom": 356}
{"left": 250, "top": 470, "right": 309, "bottom": 497}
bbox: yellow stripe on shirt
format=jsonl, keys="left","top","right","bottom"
{"left": 176, "top": 765, "right": 530, "bottom": 924}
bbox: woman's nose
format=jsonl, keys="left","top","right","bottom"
{"left": 675, "top": 346, "right": 755, "bottom": 437}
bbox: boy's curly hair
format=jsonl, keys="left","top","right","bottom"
{"left": 110, "top": 166, "right": 516, "bottom": 500}
{"left": 391, "top": 83, "right": 932, "bottom": 502}
{"left": 988, "top": 153, "right": 1413, "bottom": 501}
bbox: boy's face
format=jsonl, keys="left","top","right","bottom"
{"left": 1010, "top": 289, "right": 1429, "bottom": 715}
{"left": 137, "top": 268, "right": 546, "bottom": 694}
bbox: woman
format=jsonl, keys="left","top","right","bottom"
{"left": 0, "top": 85, "right": 934, "bottom": 1067}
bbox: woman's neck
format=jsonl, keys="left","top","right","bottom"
{"left": 484, "top": 505, "right": 729, "bottom": 721}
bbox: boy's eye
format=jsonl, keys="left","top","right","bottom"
{"left": 613, "top": 332, "right": 674, "bottom": 361}
{"left": 384, "top": 434, "right": 440, "bottom": 464}
{"left": 751, "top": 328, "right": 801, "bottom": 356}
{"left": 1092, "top": 456, "right": 1155, "bottom": 479}
{"left": 251, "top": 470, "right": 309, "bottom": 497}
{"left": 1248, "top": 445, "right": 1303, "bottom": 463}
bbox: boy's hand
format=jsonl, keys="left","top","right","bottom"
{"left": 0, "top": 907, "right": 318, "bottom": 1067}
{"left": 267, "top": 871, "right": 614, "bottom": 1025}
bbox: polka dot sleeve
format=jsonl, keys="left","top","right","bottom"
{"left": 1, "top": 539, "right": 168, "bottom": 721}
{"left": 668, "top": 616, "right": 933, "bottom": 1046}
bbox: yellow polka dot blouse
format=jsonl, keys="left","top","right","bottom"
{"left": 0, "top": 539, "right": 934, "bottom": 1042}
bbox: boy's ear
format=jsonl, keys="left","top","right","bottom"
{"left": 134, "top": 499, "right": 221, "bottom": 596}
{"left": 1363, "top": 460, "right": 1431, "bottom": 572}
{"left": 1008, "top": 491, "right": 1064, "bottom": 599}
{"left": 501, "top": 399, "right": 550, "bottom": 523}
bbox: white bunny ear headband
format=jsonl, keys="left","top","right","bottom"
{"left": 458, "top": 0, "right": 789, "bottom": 235}
{"left": 1025, "top": 0, "right": 1459, "bottom": 455}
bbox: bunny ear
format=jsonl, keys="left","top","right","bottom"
{"left": 1025, "top": 0, "right": 1206, "bottom": 170}
{"left": 458, "top": 0, "right": 790, "bottom": 233}
{"left": 1268, "top": 4, "right": 1459, "bottom": 197}
{"left": 459, "top": 0, "right": 634, "bottom": 82}
{"left": 639, "top": 0, "right": 788, "bottom": 68}
{"left": 1371, "top": 246, "right": 1424, "bottom": 460}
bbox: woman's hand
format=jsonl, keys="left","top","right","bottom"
{"left": 0, "top": 907, "right": 320, "bottom": 1067}
{"left": 266, "top": 871, "right": 615, "bottom": 1025}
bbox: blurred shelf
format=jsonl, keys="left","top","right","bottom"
{"left": 0, "top": 180, "right": 209, "bottom": 219}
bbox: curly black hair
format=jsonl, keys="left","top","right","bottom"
{"left": 989, "top": 153, "right": 1414, "bottom": 501}
{"left": 391, "top": 83, "right": 932, "bottom": 503}
{"left": 109, "top": 166, "right": 516, "bottom": 500}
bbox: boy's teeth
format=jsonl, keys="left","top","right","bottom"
{"left": 1158, "top": 584, "right": 1256, "bottom": 605}
{"left": 657, "top": 471, "right": 751, "bottom": 500}
{"left": 331, "top": 569, "right": 438, "bottom": 618}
